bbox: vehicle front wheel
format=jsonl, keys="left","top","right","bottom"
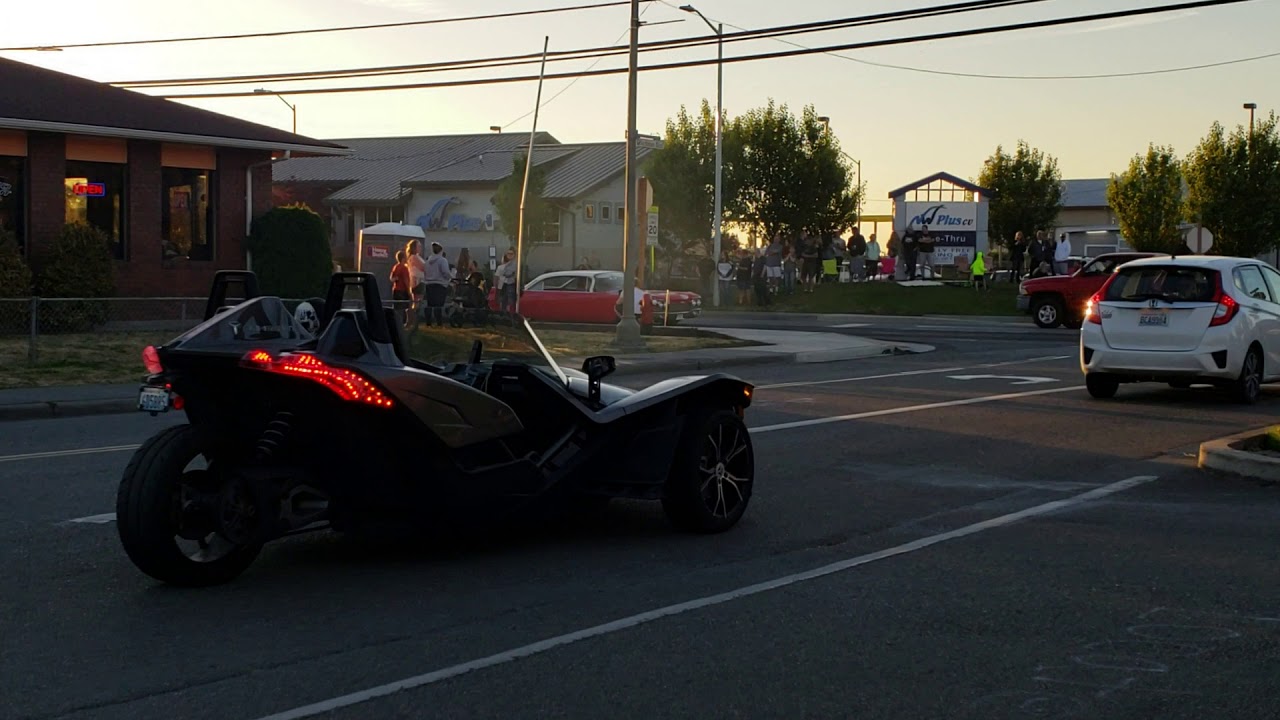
{"left": 1232, "top": 346, "right": 1264, "bottom": 404}
{"left": 662, "top": 408, "right": 754, "bottom": 534}
{"left": 1086, "top": 373, "right": 1120, "bottom": 399}
{"left": 1032, "top": 298, "right": 1064, "bottom": 328}
{"left": 116, "top": 425, "right": 262, "bottom": 586}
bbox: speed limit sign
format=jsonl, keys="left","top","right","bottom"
{"left": 646, "top": 206, "right": 659, "bottom": 246}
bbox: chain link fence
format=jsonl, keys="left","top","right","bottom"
{"left": 0, "top": 295, "right": 429, "bottom": 366}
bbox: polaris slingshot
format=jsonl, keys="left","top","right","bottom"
{"left": 118, "top": 271, "right": 756, "bottom": 586}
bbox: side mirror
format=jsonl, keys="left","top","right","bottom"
{"left": 581, "top": 355, "right": 616, "bottom": 404}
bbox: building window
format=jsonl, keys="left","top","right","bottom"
{"left": 65, "top": 160, "right": 126, "bottom": 259}
{"left": 539, "top": 214, "right": 561, "bottom": 245}
{"left": 615, "top": 203, "right": 625, "bottom": 224}
{"left": 583, "top": 203, "right": 595, "bottom": 222}
{"left": 600, "top": 204, "right": 612, "bottom": 222}
{"left": 0, "top": 156, "right": 24, "bottom": 253}
{"left": 161, "top": 167, "right": 215, "bottom": 261}
{"left": 360, "top": 206, "right": 405, "bottom": 227}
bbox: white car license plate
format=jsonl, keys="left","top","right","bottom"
{"left": 1139, "top": 312, "right": 1168, "bottom": 327}
{"left": 138, "top": 387, "right": 170, "bottom": 413}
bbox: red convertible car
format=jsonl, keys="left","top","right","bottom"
{"left": 490, "top": 270, "right": 702, "bottom": 325}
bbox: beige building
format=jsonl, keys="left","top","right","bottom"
{"left": 1055, "top": 179, "right": 1127, "bottom": 257}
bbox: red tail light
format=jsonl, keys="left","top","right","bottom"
{"left": 142, "top": 345, "right": 164, "bottom": 374}
{"left": 241, "top": 350, "right": 395, "bottom": 408}
{"left": 1085, "top": 293, "right": 1103, "bottom": 324}
{"left": 1210, "top": 276, "right": 1239, "bottom": 327}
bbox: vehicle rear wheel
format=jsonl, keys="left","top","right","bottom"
{"left": 1086, "top": 373, "right": 1120, "bottom": 399}
{"left": 116, "top": 425, "right": 262, "bottom": 586}
{"left": 1032, "top": 298, "right": 1064, "bottom": 329}
{"left": 662, "top": 408, "right": 754, "bottom": 534}
{"left": 1232, "top": 346, "right": 1263, "bottom": 404}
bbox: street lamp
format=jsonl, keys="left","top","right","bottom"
{"left": 816, "top": 116, "right": 862, "bottom": 215}
{"left": 679, "top": 4, "right": 724, "bottom": 307}
{"left": 1245, "top": 102, "right": 1257, "bottom": 150}
{"left": 254, "top": 88, "right": 297, "bottom": 134}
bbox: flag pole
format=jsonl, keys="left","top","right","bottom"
{"left": 515, "top": 36, "right": 550, "bottom": 316}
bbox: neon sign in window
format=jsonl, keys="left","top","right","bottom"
{"left": 72, "top": 182, "right": 106, "bottom": 197}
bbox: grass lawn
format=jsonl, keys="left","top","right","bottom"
{"left": 0, "top": 326, "right": 752, "bottom": 389}
{"left": 708, "top": 280, "right": 1023, "bottom": 316}
{"left": 405, "top": 325, "right": 752, "bottom": 364}
{"left": 0, "top": 331, "right": 173, "bottom": 389}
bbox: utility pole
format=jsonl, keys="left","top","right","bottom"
{"left": 615, "top": 0, "right": 643, "bottom": 348}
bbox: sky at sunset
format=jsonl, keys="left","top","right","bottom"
{"left": 2, "top": 0, "right": 1276, "bottom": 214}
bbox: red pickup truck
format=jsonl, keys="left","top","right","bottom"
{"left": 1016, "top": 252, "right": 1158, "bottom": 328}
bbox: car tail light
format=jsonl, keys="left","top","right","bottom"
{"left": 142, "top": 345, "right": 164, "bottom": 374}
{"left": 1085, "top": 293, "right": 1103, "bottom": 324}
{"left": 1210, "top": 277, "right": 1240, "bottom": 326}
{"left": 241, "top": 350, "right": 394, "bottom": 408}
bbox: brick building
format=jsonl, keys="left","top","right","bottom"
{"left": 0, "top": 57, "right": 348, "bottom": 296}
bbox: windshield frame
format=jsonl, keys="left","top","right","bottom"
{"left": 522, "top": 317, "right": 569, "bottom": 385}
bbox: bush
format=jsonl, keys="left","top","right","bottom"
{"left": 246, "top": 204, "right": 333, "bottom": 298}
{"left": 35, "top": 223, "right": 116, "bottom": 331}
{"left": 0, "top": 228, "right": 32, "bottom": 333}
{"left": 0, "top": 227, "right": 32, "bottom": 298}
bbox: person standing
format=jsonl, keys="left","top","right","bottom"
{"left": 1010, "top": 231, "right": 1027, "bottom": 283}
{"left": 1054, "top": 233, "right": 1072, "bottom": 275}
{"left": 423, "top": 242, "right": 451, "bottom": 327}
{"left": 916, "top": 226, "right": 935, "bottom": 279}
{"left": 865, "top": 233, "right": 881, "bottom": 280}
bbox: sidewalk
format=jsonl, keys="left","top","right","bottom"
{"left": 0, "top": 328, "right": 931, "bottom": 422}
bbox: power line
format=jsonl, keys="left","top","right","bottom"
{"left": 501, "top": 1, "right": 655, "bottom": 130}
{"left": 112, "top": 0, "right": 1047, "bottom": 88}
{"left": 686, "top": 0, "right": 1275, "bottom": 81}
{"left": 0, "top": 1, "right": 648, "bottom": 52}
{"left": 154, "top": 0, "right": 1252, "bottom": 100}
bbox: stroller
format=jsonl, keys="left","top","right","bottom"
{"left": 447, "top": 272, "right": 491, "bottom": 327}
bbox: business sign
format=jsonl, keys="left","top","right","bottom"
{"left": 72, "top": 182, "right": 106, "bottom": 197}
{"left": 897, "top": 201, "right": 977, "bottom": 265}
{"left": 368, "top": 244, "right": 389, "bottom": 259}
{"left": 0, "top": 178, "right": 12, "bottom": 198}
{"left": 415, "top": 196, "right": 496, "bottom": 233}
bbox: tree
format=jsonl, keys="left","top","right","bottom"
{"left": 796, "top": 106, "right": 860, "bottom": 239}
{"left": 1183, "top": 113, "right": 1280, "bottom": 258}
{"left": 0, "top": 227, "right": 31, "bottom": 298}
{"left": 246, "top": 204, "right": 333, "bottom": 298}
{"left": 977, "top": 140, "right": 1064, "bottom": 246}
{"left": 1107, "top": 144, "right": 1186, "bottom": 253}
{"left": 492, "top": 154, "right": 557, "bottom": 246}
{"left": 645, "top": 100, "right": 727, "bottom": 258}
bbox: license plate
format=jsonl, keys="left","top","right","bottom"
{"left": 1139, "top": 312, "right": 1168, "bottom": 327}
{"left": 138, "top": 386, "right": 170, "bottom": 413}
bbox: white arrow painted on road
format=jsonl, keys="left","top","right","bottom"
{"left": 947, "top": 374, "right": 1059, "bottom": 385}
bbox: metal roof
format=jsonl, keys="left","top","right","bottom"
{"left": 403, "top": 145, "right": 579, "bottom": 185}
{"left": 1061, "top": 178, "right": 1111, "bottom": 208}
{"left": 271, "top": 132, "right": 558, "bottom": 204}
{"left": 541, "top": 142, "right": 657, "bottom": 200}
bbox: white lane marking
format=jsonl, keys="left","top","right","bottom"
{"left": 0, "top": 444, "right": 139, "bottom": 464}
{"left": 751, "top": 385, "right": 1082, "bottom": 434}
{"left": 251, "top": 475, "right": 1158, "bottom": 720}
{"left": 831, "top": 323, "right": 870, "bottom": 328}
{"left": 756, "top": 366, "right": 967, "bottom": 390}
{"left": 62, "top": 513, "right": 117, "bottom": 525}
{"left": 979, "top": 355, "right": 1073, "bottom": 368}
{"left": 948, "top": 374, "right": 1058, "bottom": 385}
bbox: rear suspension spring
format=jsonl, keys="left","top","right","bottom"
{"left": 254, "top": 411, "right": 296, "bottom": 461}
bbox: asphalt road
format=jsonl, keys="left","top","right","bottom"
{"left": 2, "top": 321, "right": 1279, "bottom": 720}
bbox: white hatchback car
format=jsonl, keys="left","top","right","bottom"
{"left": 1080, "top": 255, "right": 1280, "bottom": 403}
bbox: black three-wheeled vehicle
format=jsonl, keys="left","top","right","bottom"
{"left": 118, "top": 271, "right": 756, "bottom": 585}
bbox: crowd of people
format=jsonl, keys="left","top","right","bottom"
{"left": 388, "top": 238, "right": 520, "bottom": 330}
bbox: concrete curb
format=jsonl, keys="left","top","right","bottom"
{"left": 1198, "top": 428, "right": 1280, "bottom": 483}
{"left": 0, "top": 398, "right": 137, "bottom": 423}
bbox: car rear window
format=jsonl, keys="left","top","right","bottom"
{"left": 594, "top": 273, "right": 623, "bottom": 293}
{"left": 1103, "top": 265, "right": 1218, "bottom": 302}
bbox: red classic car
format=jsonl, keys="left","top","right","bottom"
{"left": 490, "top": 270, "right": 702, "bottom": 325}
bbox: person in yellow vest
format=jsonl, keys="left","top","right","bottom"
{"left": 970, "top": 251, "right": 988, "bottom": 291}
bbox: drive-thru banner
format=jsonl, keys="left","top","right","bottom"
{"left": 897, "top": 201, "right": 977, "bottom": 266}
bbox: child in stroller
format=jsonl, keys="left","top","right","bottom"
{"left": 448, "top": 271, "right": 490, "bottom": 327}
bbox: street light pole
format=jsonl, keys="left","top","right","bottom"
{"left": 615, "top": 0, "right": 643, "bottom": 348}
{"left": 680, "top": 5, "right": 724, "bottom": 307}
{"left": 255, "top": 88, "right": 297, "bottom": 133}
{"left": 1245, "top": 102, "right": 1257, "bottom": 151}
